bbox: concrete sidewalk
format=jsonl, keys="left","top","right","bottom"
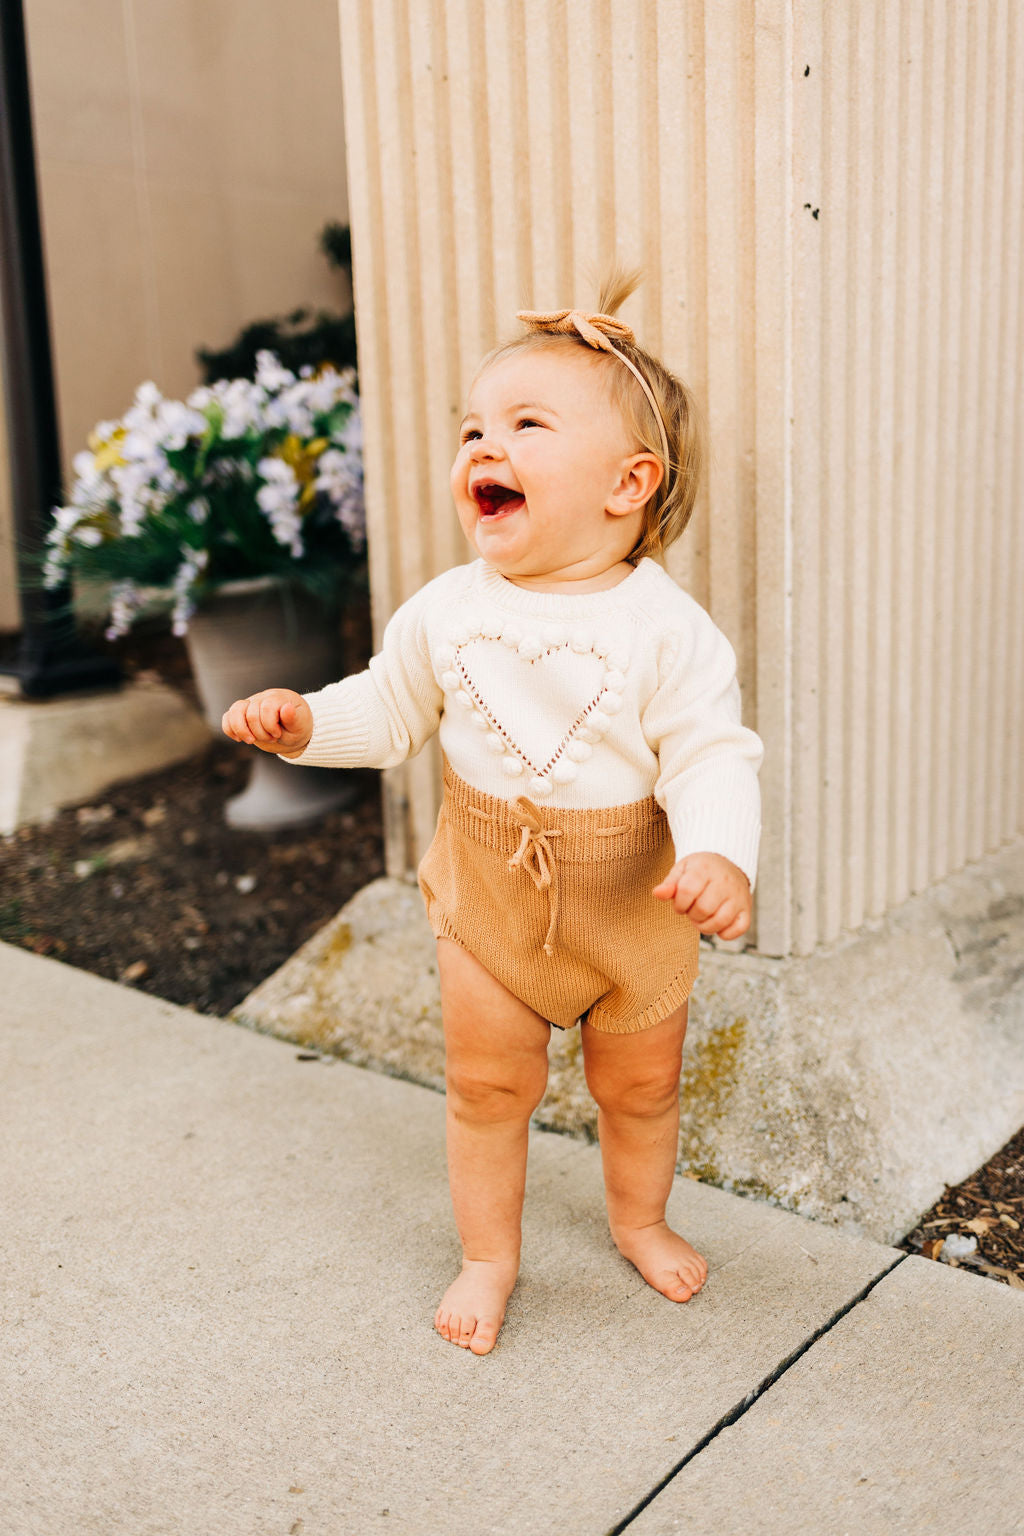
{"left": 3, "top": 943, "right": 1022, "bottom": 1536}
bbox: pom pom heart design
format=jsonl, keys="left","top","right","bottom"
{"left": 448, "top": 629, "right": 627, "bottom": 790}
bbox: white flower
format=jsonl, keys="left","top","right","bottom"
{"left": 133, "top": 381, "right": 163, "bottom": 413}
{"left": 255, "top": 350, "right": 297, "bottom": 393}
{"left": 72, "top": 449, "right": 104, "bottom": 484}
{"left": 170, "top": 549, "right": 209, "bottom": 636}
{"left": 256, "top": 457, "right": 304, "bottom": 556}
{"left": 110, "top": 461, "right": 156, "bottom": 535}
{"left": 315, "top": 431, "right": 365, "bottom": 550}
{"left": 155, "top": 400, "right": 207, "bottom": 450}
{"left": 52, "top": 506, "right": 83, "bottom": 534}
{"left": 105, "top": 580, "right": 147, "bottom": 640}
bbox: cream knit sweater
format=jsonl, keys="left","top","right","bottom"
{"left": 287, "top": 557, "right": 764, "bottom": 885}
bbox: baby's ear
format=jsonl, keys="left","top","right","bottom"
{"left": 607, "top": 452, "right": 663, "bottom": 516}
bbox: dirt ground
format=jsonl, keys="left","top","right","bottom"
{"left": 2, "top": 621, "right": 1021, "bottom": 1290}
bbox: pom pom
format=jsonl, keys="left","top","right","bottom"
{"left": 502, "top": 755, "right": 525, "bottom": 776}
{"left": 441, "top": 670, "right": 461, "bottom": 692}
{"left": 485, "top": 732, "right": 506, "bottom": 754}
{"left": 455, "top": 690, "right": 474, "bottom": 710}
{"left": 551, "top": 760, "right": 577, "bottom": 783}
{"left": 471, "top": 711, "right": 491, "bottom": 731}
{"left": 529, "top": 775, "right": 553, "bottom": 796}
{"left": 598, "top": 690, "right": 622, "bottom": 714}
{"left": 605, "top": 669, "right": 626, "bottom": 691}
{"left": 502, "top": 624, "right": 523, "bottom": 648}
{"left": 518, "top": 637, "right": 542, "bottom": 661}
{"left": 608, "top": 647, "right": 629, "bottom": 672}
{"left": 570, "top": 630, "right": 593, "bottom": 654}
{"left": 567, "top": 740, "right": 592, "bottom": 762}
{"left": 588, "top": 709, "right": 610, "bottom": 735}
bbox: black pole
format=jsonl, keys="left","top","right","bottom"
{"left": 0, "top": 0, "right": 119, "bottom": 697}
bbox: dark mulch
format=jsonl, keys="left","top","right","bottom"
{"left": 0, "top": 741, "right": 384, "bottom": 1018}
{"left": 2, "top": 618, "right": 1021, "bottom": 1289}
{"left": 1, "top": 615, "right": 383, "bottom": 1018}
{"left": 897, "top": 1125, "right": 1024, "bottom": 1290}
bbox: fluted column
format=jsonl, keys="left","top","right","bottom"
{"left": 338, "top": 0, "right": 1024, "bottom": 958}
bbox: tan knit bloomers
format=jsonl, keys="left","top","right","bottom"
{"left": 417, "top": 760, "right": 700, "bottom": 1034}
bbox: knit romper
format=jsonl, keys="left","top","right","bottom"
{"left": 286, "top": 558, "right": 763, "bottom": 1032}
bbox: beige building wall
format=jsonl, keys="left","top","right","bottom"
{"left": 0, "top": 0, "right": 351, "bottom": 632}
{"left": 339, "top": 0, "right": 1024, "bottom": 960}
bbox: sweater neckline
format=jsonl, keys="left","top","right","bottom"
{"left": 474, "top": 558, "right": 657, "bottom": 618}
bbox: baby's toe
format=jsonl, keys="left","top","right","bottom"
{"left": 664, "top": 1273, "right": 696, "bottom": 1302}
{"left": 469, "top": 1318, "right": 500, "bottom": 1356}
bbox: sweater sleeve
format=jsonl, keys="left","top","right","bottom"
{"left": 282, "top": 585, "right": 443, "bottom": 770}
{"left": 642, "top": 608, "right": 764, "bottom": 887}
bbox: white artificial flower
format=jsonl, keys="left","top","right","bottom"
{"left": 170, "top": 549, "right": 209, "bottom": 636}
{"left": 133, "top": 381, "right": 163, "bottom": 413}
{"left": 155, "top": 400, "right": 207, "bottom": 451}
{"left": 72, "top": 449, "right": 104, "bottom": 483}
{"left": 110, "top": 461, "right": 156, "bottom": 535}
{"left": 314, "top": 445, "right": 365, "bottom": 551}
{"left": 256, "top": 457, "right": 304, "bottom": 555}
{"left": 338, "top": 407, "right": 362, "bottom": 455}
{"left": 255, "top": 350, "right": 297, "bottom": 393}
{"left": 105, "top": 579, "right": 147, "bottom": 640}
{"left": 213, "top": 377, "right": 264, "bottom": 439}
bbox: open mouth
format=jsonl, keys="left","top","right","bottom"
{"left": 473, "top": 482, "right": 525, "bottom": 518}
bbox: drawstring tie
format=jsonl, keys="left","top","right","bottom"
{"left": 507, "top": 798, "right": 563, "bottom": 958}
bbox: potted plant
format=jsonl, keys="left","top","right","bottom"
{"left": 42, "top": 349, "right": 366, "bottom": 829}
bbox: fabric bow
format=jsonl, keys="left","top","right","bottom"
{"left": 516, "top": 308, "right": 636, "bottom": 352}
{"left": 508, "top": 798, "right": 564, "bottom": 958}
{"left": 516, "top": 307, "right": 671, "bottom": 471}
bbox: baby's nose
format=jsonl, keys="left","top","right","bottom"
{"left": 469, "top": 434, "right": 502, "bottom": 461}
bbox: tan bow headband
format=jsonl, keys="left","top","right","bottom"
{"left": 516, "top": 308, "right": 671, "bottom": 474}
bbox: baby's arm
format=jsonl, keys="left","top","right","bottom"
{"left": 644, "top": 602, "right": 763, "bottom": 928}
{"left": 652, "top": 851, "right": 751, "bottom": 940}
{"left": 220, "top": 582, "right": 443, "bottom": 772}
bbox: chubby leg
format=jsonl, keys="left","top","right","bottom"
{"left": 434, "top": 937, "right": 551, "bottom": 1354}
{"left": 581, "top": 1006, "right": 707, "bottom": 1302}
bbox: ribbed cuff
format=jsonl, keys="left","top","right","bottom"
{"left": 665, "top": 766, "right": 762, "bottom": 889}
{"left": 279, "top": 686, "right": 371, "bottom": 768}
{"left": 669, "top": 812, "right": 761, "bottom": 890}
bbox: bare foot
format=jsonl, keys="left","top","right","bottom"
{"left": 434, "top": 1258, "right": 519, "bottom": 1355}
{"left": 611, "top": 1220, "right": 708, "bottom": 1302}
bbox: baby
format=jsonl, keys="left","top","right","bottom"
{"left": 222, "top": 276, "right": 763, "bottom": 1355}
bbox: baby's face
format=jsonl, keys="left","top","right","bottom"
{"left": 450, "top": 347, "right": 646, "bottom": 589}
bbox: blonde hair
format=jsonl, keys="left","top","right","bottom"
{"left": 477, "top": 271, "right": 705, "bottom": 560}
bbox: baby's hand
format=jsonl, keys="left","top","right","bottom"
{"left": 221, "top": 688, "right": 313, "bottom": 757}
{"left": 653, "top": 852, "right": 752, "bottom": 941}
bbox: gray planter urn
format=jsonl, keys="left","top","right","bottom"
{"left": 184, "top": 576, "right": 353, "bottom": 830}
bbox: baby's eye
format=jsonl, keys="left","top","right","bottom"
{"left": 459, "top": 428, "right": 482, "bottom": 445}
{"left": 515, "top": 417, "right": 543, "bottom": 430}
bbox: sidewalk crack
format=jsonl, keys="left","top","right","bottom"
{"left": 604, "top": 1251, "right": 908, "bottom": 1535}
